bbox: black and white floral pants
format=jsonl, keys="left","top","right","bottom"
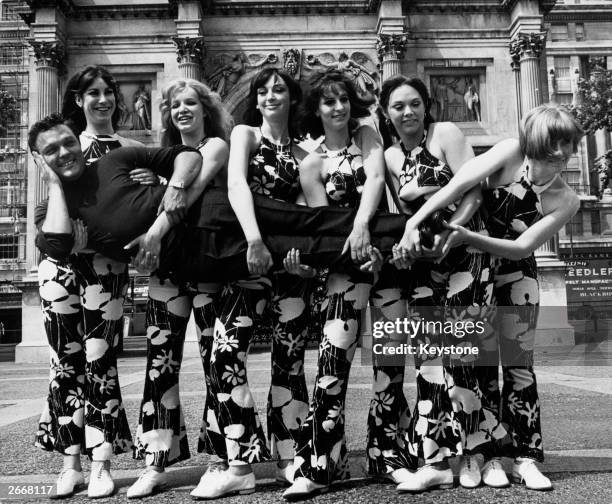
{"left": 36, "top": 253, "right": 132, "bottom": 460}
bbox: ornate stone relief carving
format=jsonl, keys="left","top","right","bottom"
{"left": 304, "top": 51, "right": 379, "bottom": 97}
{"left": 509, "top": 32, "right": 546, "bottom": 63}
{"left": 375, "top": 33, "right": 409, "bottom": 63}
{"left": 172, "top": 36, "right": 205, "bottom": 66}
{"left": 28, "top": 40, "right": 65, "bottom": 69}
{"left": 205, "top": 52, "right": 278, "bottom": 98}
{"left": 283, "top": 49, "right": 301, "bottom": 79}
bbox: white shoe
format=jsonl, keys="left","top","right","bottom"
{"left": 190, "top": 469, "right": 255, "bottom": 499}
{"left": 459, "top": 455, "right": 482, "bottom": 488}
{"left": 482, "top": 458, "right": 510, "bottom": 488}
{"left": 87, "top": 463, "right": 115, "bottom": 499}
{"left": 511, "top": 458, "right": 553, "bottom": 491}
{"left": 53, "top": 468, "right": 84, "bottom": 498}
{"left": 396, "top": 464, "right": 454, "bottom": 493}
{"left": 282, "top": 477, "right": 329, "bottom": 501}
{"left": 127, "top": 468, "right": 168, "bottom": 499}
{"left": 376, "top": 468, "right": 414, "bottom": 484}
{"left": 276, "top": 462, "right": 294, "bottom": 485}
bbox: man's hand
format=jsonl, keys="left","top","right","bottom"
{"left": 33, "top": 152, "right": 61, "bottom": 186}
{"left": 158, "top": 186, "right": 188, "bottom": 224}
{"left": 129, "top": 168, "right": 159, "bottom": 186}
{"left": 70, "top": 219, "right": 88, "bottom": 254}
{"left": 124, "top": 230, "right": 162, "bottom": 273}
{"left": 390, "top": 243, "right": 413, "bottom": 270}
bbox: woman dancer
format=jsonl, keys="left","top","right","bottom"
{"left": 381, "top": 75, "right": 493, "bottom": 493}
{"left": 127, "top": 79, "right": 232, "bottom": 498}
{"left": 191, "top": 68, "right": 310, "bottom": 499}
{"left": 282, "top": 70, "right": 406, "bottom": 499}
{"left": 396, "top": 103, "right": 583, "bottom": 491}
{"left": 35, "top": 65, "right": 154, "bottom": 499}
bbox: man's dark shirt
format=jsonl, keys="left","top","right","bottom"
{"left": 35, "top": 145, "right": 196, "bottom": 262}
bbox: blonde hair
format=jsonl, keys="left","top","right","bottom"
{"left": 519, "top": 104, "right": 584, "bottom": 160}
{"left": 160, "top": 79, "right": 233, "bottom": 146}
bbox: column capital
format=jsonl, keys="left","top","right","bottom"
{"left": 172, "top": 36, "right": 205, "bottom": 66}
{"left": 27, "top": 39, "right": 65, "bottom": 69}
{"left": 376, "top": 32, "right": 409, "bottom": 63}
{"left": 509, "top": 31, "right": 547, "bottom": 62}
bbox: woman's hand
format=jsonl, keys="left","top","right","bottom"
{"left": 343, "top": 221, "right": 371, "bottom": 263}
{"left": 360, "top": 246, "right": 384, "bottom": 273}
{"left": 124, "top": 230, "right": 163, "bottom": 273}
{"left": 438, "top": 222, "right": 469, "bottom": 260}
{"left": 247, "top": 240, "right": 273, "bottom": 276}
{"left": 70, "top": 219, "right": 88, "bottom": 254}
{"left": 283, "top": 248, "right": 316, "bottom": 278}
{"left": 397, "top": 224, "right": 422, "bottom": 260}
{"left": 129, "top": 168, "right": 159, "bottom": 186}
{"left": 390, "top": 243, "right": 413, "bottom": 270}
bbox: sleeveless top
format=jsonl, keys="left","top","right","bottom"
{"left": 483, "top": 162, "right": 556, "bottom": 240}
{"left": 248, "top": 134, "right": 300, "bottom": 203}
{"left": 397, "top": 129, "right": 455, "bottom": 218}
{"left": 80, "top": 131, "right": 128, "bottom": 165}
{"left": 321, "top": 136, "right": 366, "bottom": 208}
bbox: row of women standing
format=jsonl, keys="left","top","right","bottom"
{"left": 35, "top": 63, "right": 583, "bottom": 499}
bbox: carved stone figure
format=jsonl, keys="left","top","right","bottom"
{"left": 206, "top": 52, "right": 279, "bottom": 98}
{"left": 306, "top": 51, "right": 378, "bottom": 98}
{"left": 132, "top": 85, "right": 151, "bottom": 131}
{"left": 283, "top": 49, "right": 301, "bottom": 78}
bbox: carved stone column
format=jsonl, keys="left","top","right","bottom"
{"left": 173, "top": 36, "right": 205, "bottom": 81}
{"left": 509, "top": 45, "right": 522, "bottom": 128}
{"left": 376, "top": 33, "right": 408, "bottom": 81}
{"left": 511, "top": 32, "right": 546, "bottom": 114}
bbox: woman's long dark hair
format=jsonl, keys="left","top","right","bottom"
{"left": 61, "top": 66, "right": 121, "bottom": 136}
{"left": 299, "top": 70, "right": 374, "bottom": 139}
{"left": 243, "top": 67, "right": 302, "bottom": 139}
{"left": 380, "top": 75, "right": 435, "bottom": 133}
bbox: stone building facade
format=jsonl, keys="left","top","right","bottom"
{"left": 2, "top": 0, "right": 611, "bottom": 360}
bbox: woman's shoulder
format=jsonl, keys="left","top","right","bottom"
{"left": 384, "top": 142, "right": 404, "bottom": 170}
{"left": 230, "top": 124, "right": 259, "bottom": 149}
{"left": 429, "top": 121, "right": 466, "bottom": 144}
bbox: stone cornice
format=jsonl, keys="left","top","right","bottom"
{"left": 206, "top": 0, "right": 378, "bottom": 15}
{"left": 546, "top": 6, "right": 612, "bottom": 23}
{"left": 501, "top": 0, "right": 556, "bottom": 14}
{"left": 21, "top": 1, "right": 178, "bottom": 22}
{"left": 407, "top": 1, "right": 504, "bottom": 13}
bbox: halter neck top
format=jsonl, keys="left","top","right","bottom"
{"left": 321, "top": 136, "right": 366, "bottom": 208}
{"left": 397, "top": 129, "right": 455, "bottom": 216}
{"left": 248, "top": 134, "right": 300, "bottom": 203}
{"left": 482, "top": 162, "right": 556, "bottom": 240}
{"left": 80, "top": 131, "right": 124, "bottom": 165}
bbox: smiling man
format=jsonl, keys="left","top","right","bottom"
{"left": 29, "top": 113, "right": 202, "bottom": 499}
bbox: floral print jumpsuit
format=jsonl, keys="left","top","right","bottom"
{"left": 293, "top": 134, "right": 411, "bottom": 484}
{"left": 397, "top": 131, "right": 494, "bottom": 466}
{"left": 133, "top": 138, "right": 226, "bottom": 468}
{"left": 208, "top": 134, "right": 311, "bottom": 465}
{"left": 36, "top": 134, "right": 133, "bottom": 460}
{"left": 474, "top": 162, "right": 550, "bottom": 462}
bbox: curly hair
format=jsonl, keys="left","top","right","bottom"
{"left": 298, "top": 70, "right": 374, "bottom": 139}
{"left": 242, "top": 68, "right": 302, "bottom": 139}
{"left": 61, "top": 66, "right": 121, "bottom": 136}
{"left": 28, "top": 113, "right": 75, "bottom": 153}
{"left": 160, "top": 79, "right": 234, "bottom": 146}
{"left": 380, "top": 75, "right": 435, "bottom": 132}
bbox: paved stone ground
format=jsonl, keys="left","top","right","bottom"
{"left": 0, "top": 345, "right": 610, "bottom": 503}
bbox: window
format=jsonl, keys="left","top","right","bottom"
{"left": 551, "top": 24, "right": 568, "bottom": 42}
{"left": 0, "top": 234, "right": 18, "bottom": 260}
{"left": 554, "top": 56, "right": 571, "bottom": 79}
{"left": 576, "top": 23, "right": 585, "bottom": 41}
{"left": 565, "top": 213, "right": 583, "bottom": 237}
{"left": 591, "top": 211, "right": 601, "bottom": 235}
